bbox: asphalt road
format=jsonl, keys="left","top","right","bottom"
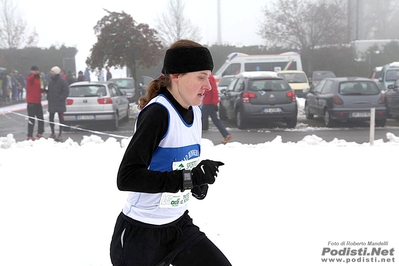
{"left": 2, "top": 102, "right": 399, "bottom": 144}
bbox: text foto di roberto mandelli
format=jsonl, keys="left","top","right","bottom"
{"left": 329, "top": 241, "right": 390, "bottom": 246}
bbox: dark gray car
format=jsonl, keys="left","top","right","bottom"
{"left": 219, "top": 71, "right": 298, "bottom": 129}
{"left": 305, "top": 77, "right": 387, "bottom": 127}
{"left": 110, "top": 77, "right": 136, "bottom": 103}
{"left": 385, "top": 78, "right": 399, "bottom": 118}
{"left": 310, "top": 70, "right": 336, "bottom": 89}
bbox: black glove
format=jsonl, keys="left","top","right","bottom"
{"left": 214, "top": 105, "right": 219, "bottom": 112}
{"left": 191, "top": 184, "right": 208, "bottom": 200}
{"left": 181, "top": 160, "right": 224, "bottom": 192}
{"left": 34, "top": 73, "right": 40, "bottom": 78}
{"left": 191, "top": 159, "right": 224, "bottom": 187}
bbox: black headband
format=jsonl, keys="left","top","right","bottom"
{"left": 162, "top": 46, "right": 214, "bottom": 74}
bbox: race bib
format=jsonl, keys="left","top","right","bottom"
{"left": 159, "top": 158, "right": 200, "bottom": 208}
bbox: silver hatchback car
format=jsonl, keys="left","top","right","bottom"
{"left": 64, "top": 81, "right": 130, "bottom": 130}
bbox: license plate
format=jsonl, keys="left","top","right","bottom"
{"left": 263, "top": 108, "right": 282, "bottom": 113}
{"left": 77, "top": 115, "right": 95, "bottom": 120}
{"left": 352, "top": 112, "right": 370, "bottom": 118}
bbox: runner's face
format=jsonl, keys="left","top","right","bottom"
{"left": 171, "top": 70, "right": 212, "bottom": 108}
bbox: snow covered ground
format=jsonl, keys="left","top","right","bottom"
{"left": 0, "top": 99, "right": 398, "bottom": 266}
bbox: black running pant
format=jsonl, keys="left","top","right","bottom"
{"left": 27, "top": 103, "right": 44, "bottom": 137}
{"left": 110, "top": 211, "right": 232, "bottom": 266}
{"left": 49, "top": 112, "right": 65, "bottom": 135}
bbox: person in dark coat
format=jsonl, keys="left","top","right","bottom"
{"left": 106, "top": 66, "right": 112, "bottom": 81}
{"left": 47, "top": 66, "right": 70, "bottom": 141}
{"left": 77, "top": 70, "right": 85, "bottom": 81}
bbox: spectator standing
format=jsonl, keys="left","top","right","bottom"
{"left": 84, "top": 67, "right": 91, "bottom": 82}
{"left": 97, "top": 68, "right": 104, "bottom": 81}
{"left": 60, "top": 69, "right": 67, "bottom": 80}
{"left": 106, "top": 66, "right": 112, "bottom": 81}
{"left": 47, "top": 66, "right": 70, "bottom": 142}
{"left": 17, "top": 73, "right": 26, "bottom": 100}
{"left": 202, "top": 74, "right": 233, "bottom": 144}
{"left": 10, "top": 71, "right": 20, "bottom": 102}
{"left": 1, "top": 70, "right": 8, "bottom": 105}
{"left": 66, "top": 71, "right": 76, "bottom": 85}
{"left": 109, "top": 39, "right": 231, "bottom": 266}
{"left": 26, "top": 66, "right": 45, "bottom": 140}
{"left": 77, "top": 70, "right": 85, "bottom": 81}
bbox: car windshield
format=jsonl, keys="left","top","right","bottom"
{"left": 113, "top": 79, "right": 134, "bottom": 88}
{"left": 339, "top": 81, "right": 380, "bottom": 95}
{"left": 69, "top": 85, "right": 107, "bottom": 97}
{"left": 374, "top": 71, "right": 382, "bottom": 79}
{"left": 248, "top": 79, "right": 290, "bottom": 91}
{"left": 278, "top": 73, "right": 307, "bottom": 83}
{"left": 219, "top": 77, "right": 235, "bottom": 86}
{"left": 385, "top": 70, "right": 399, "bottom": 81}
{"left": 313, "top": 72, "right": 335, "bottom": 81}
{"left": 141, "top": 76, "right": 153, "bottom": 85}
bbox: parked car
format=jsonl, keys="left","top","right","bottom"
{"left": 369, "top": 66, "right": 382, "bottom": 80}
{"left": 138, "top": 75, "right": 154, "bottom": 97}
{"left": 217, "top": 75, "right": 236, "bottom": 95}
{"left": 304, "top": 77, "right": 387, "bottom": 127}
{"left": 109, "top": 77, "right": 136, "bottom": 103}
{"left": 277, "top": 70, "right": 310, "bottom": 98}
{"left": 310, "top": 70, "right": 336, "bottom": 89}
{"left": 64, "top": 81, "right": 130, "bottom": 130}
{"left": 378, "top": 62, "right": 399, "bottom": 91}
{"left": 369, "top": 66, "right": 383, "bottom": 89}
{"left": 218, "top": 71, "right": 298, "bottom": 129}
{"left": 385, "top": 79, "right": 399, "bottom": 118}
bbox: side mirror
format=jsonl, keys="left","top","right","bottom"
{"left": 220, "top": 88, "right": 227, "bottom": 94}
{"left": 387, "top": 84, "right": 394, "bottom": 90}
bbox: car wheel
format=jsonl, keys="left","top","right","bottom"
{"left": 286, "top": 116, "right": 297, "bottom": 128}
{"left": 324, "top": 109, "right": 335, "bottom": 127}
{"left": 305, "top": 104, "right": 314, "bottom": 119}
{"left": 122, "top": 104, "right": 130, "bottom": 122}
{"left": 111, "top": 113, "right": 119, "bottom": 130}
{"left": 219, "top": 105, "right": 228, "bottom": 121}
{"left": 375, "top": 119, "right": 386, "bottom": 127}
{"left": 236, "top": 109, "right": 247, "bottom": 129}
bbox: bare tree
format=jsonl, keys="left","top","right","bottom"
{"left": 0, "top": 0, "right": 38, "bottom": 49}
{"left": 362, "top": 0, "right": 399, "bottom": 39}
{"left": 155, "top": 0, "right": 201, "bottom": 46}
{"left": 258, "top": 0, "right": 348, "bottom": 72}
{"left": 258, "top": 0, "right": 347, "bottom": 49}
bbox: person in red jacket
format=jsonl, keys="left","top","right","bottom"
{"left": 26, "top": 66, "right": 45, "bottom": 140}
{"left": 202, "top": 74, "right": 232, "bottom": 144}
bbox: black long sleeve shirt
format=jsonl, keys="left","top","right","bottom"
{"left": 117, "top": 88, "right": 194, "bottom": 193}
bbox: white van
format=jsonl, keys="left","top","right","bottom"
{"left": 213, "top": 52, "right": 302, "bottom": 83}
